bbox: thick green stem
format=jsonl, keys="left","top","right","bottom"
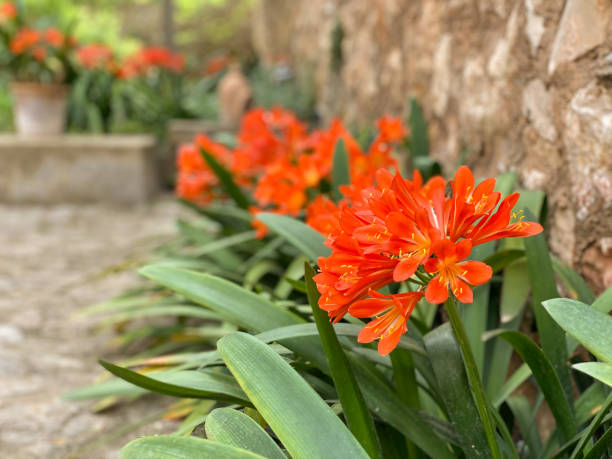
{"left": 444, "top": 297, "right": 501, "bottom": 459}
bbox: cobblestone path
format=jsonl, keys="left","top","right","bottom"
{"left": 0, "top": 198, "right": 185, "bottom": 458}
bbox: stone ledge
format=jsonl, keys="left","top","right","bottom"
{"left": 0, "top": 134, "right": 158, "bottom": 205}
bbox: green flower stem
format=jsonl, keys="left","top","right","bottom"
{"left": 444, "top": 297, "right": 501, "bottom": 459}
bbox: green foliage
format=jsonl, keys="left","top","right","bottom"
{"left": 64, "top": 130, "right": 610, "bottom": 458}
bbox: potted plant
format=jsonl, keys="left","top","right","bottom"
{"left": 0, "top": 2, "right": 76, "bottom": 135}
{"left": 68, "top": 43, "right": 119, "bottom": 133}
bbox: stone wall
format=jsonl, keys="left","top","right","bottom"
{"left": 252, "top": 0, "right": 612, "bottom": 293}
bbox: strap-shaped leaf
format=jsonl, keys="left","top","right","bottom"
{"left": 551, "top": 257, "right": 595, "bottom": 304}
{"left": 218, "top": 332, "right": 370, "bottom": 459}
{"left": 408, "top": 98, "right": 429, "bottom": 157}
{"left": 523, "top": 210, "right": 571, "bottom": 400}
{"left": 583, "top": 425, "right": 612, "bottom": 459}
{"left": 543, "top": 298, "right": 612, "bottom": 363}
{"left": 256, "top": 213, "right": 330, "bottom": 262}
{"left": 573, "top": 362, "right": 612, "bottom": 387}
{"left": 139, "top": 265, "right": 329, "bottom": 370}
{"left": 305, "top": 263, "right": 381, "bottom": 458}
{"left": 205, "top": 408, "right": 286, "bottom": 459}
{"left": 140, "top": 265, "right": 303, "bottom": 332}
{"left": 570, "top": 391, "right": 612, "bottom": 459}
{"left": 99, "top": 361, "right": 249, "bottom": 405}
{"left": 424, "top": 324, "right": 492, "bottom": 458}
{"left": 349, "top": 357, "right": 456, "bottom": 458}
{"left": 506, "top": 396, "right": 542, "bottom": 458}
{"left": 121, "top": 435, "right": 266, "bottom": 459}
{"left": 592, "top": 284, "right": 612, "bottom": 314}
{"left": 490, "top": 330, "right": 576, "bottom": 441}
{"left": 332, "top": 138, "right": 350, "bottom": 201}
{"left": 141, "top": 266, "right": 452, "bottom": 458}
{"left": 200, "top": 149, "right": 250, "bottom": 209}
{"left": 254, "top": 323, "right": 424, "bottom": 355}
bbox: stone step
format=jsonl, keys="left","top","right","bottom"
{"left": 0, "top": 134, "right": 158, "bottom": 205}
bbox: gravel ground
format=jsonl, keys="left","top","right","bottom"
{"left": 0, "top": 197, "right": 187, "bottom": 458}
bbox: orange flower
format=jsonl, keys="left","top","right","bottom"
{"left": 31, "top": 45, "right": 46, "bottom": 61}
{"left": 350, "top": 289, "right": 423, "bottom": 355}
{"left": 119, "top": 46, "right": 185, "bottom": 78}
{"left": 312, "top": 164, "right": 542, "bottom": 355}
{"left": 306, "top": 196, "right": 341, "bottom": 237}
{"left": 314, "top": 235, "right": 398, "bottom": 322}
{"left": 44, "top": 27, "right": 64, "bottom": 47}
{"left": 204, "top": 55, "right": 229, "bottom": 75}
{"left": 10, "top": 28, "right": 40, "bottom": 54}
{"left": 424, "top": 239, "right": 492, "bottom": 304}
{"left": 376, "top": 115, "right": 407, "bottom": 143}
{"left": 0, "top": 2, "right": 17, "bottom": 22}
{"left": 77, "top": 44, "right": 115, "bottom": 71}
{"left": 465, "top": 193, "right": 543, "bottom": 246}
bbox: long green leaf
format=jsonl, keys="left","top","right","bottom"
{"left": 424, "top": 324, "right": 492, "bottom": 458}
{"left": 139, "top": 265, "right": 329, "bottom": 370}
{"left": 506, "top": 396, "right": 542, "bottom": 458}
{"left": 500, "top": 260, "right": 530, "bottom": 323}
{"left": 592, "top": 284, "right": 612, "bottom": 314}
{"left": 389, "top": 348, "right": 421, "bottom": 458}
{"left": 205, "top": 408, "right": 286, "bottom": 459}
{"left": 175, "top": 400, "right": 215, "bottom": 436}
{"left": 256, "top": 213, "right": 330, "bottom": 263}
{"left": 573, "top": 362, "right": 612, "bottom": 387}
{"left": 99, "top": 362, "right": 249, "bottom": 405}
{"left": 349, "top": 357, "right": 456, "bottom": 458}
{"left": 332, "top": 138, "right": 350, "bottom": 201}
{"left": 490, "top": 330, "right": 576, "bottom": 441}
{"left": 101, "top": 305, "right": 223, "bottom": 323}
{"left": 140, "top": 265, "right": 303, "bottom": 332}
{"left": 543, "top": 298, "right": 612, "bottom": 362}
{"left": 254, "top": 323, "right": 425, "bottom": 355}
{"left": 461, "top": 242, "right": 495, "bottom": 376}
{"left": 305, "top": 263, "right": 381, "bottom": 458}
{"left": 552, "top": 257, "right": 595, "bottom": 304}
{"left": 409, "top": 98, "right": 428, "bottom": 157}
{"left": 200, "top": 149, "right": 250, "bottom": 209}
{"left": 121, "top": 435, "right": 265, "bottom": 459}
{"left": 218, "top": 332, "right": 370, "bottom": 459}
{"left": 583, "top": 425, "right": 612, "bottom": 459}
{"left": 570, "top": 391, "right": 612, "bottom": 459}
{"left": 63, "top": 377, "right": 146, "bottom": 400}
{"left": 141, "top": 266, "right": 450, "bottom": 457}
{"left": 523, "top": 211, "right": 571, "bottom": 401}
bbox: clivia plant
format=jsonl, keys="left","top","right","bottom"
{"left": 67, "top": 106, "right": 612, "bottom": 459}
{"left": 0, "top": 1, "right": 76, "bottom": 134}
{"left": 0, "top": 2, "right": 76, "bottom": 84}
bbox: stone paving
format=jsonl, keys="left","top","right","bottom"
{"left": 0, "top": 198, "right": 186, "bottom": 458}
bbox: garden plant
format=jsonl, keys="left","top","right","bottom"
{"left": 65, "top": 100, "right": 612, "bottom": 459}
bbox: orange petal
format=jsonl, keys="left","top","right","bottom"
{"left": 451, "top": 278, "right": 473, "bottom": 303}
{"left": 425, "top": 276, "right": 448, "bottom": 304}
{"left": 350, "top": 298, "right": 387, "bottom": 318}
{"left": 455, "top": 239, "right": 472, "bottom": 261}
{"left": 378, "top": 325, "right": 404, "bottom": 355}
{"left": 393, "top": 257, "right": 419, "bottom": 281}
{"left": 357, "top": 319, "right": 382, "bottom": 343}
{"left": 460, "top": 261, "right": 492, "bottom": 285}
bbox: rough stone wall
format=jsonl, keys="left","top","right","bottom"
{"left": 253, "top": 0, "right": 612, "bottom": 293}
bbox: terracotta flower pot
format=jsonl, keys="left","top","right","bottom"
{"left": 11, "top": 82, "right": 69, "bottom": 136}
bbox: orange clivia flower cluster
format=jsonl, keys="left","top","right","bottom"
{"left": 76, "top": 44, "right": 116, "bottom": 71}
{"left": 176, "top": 108, "right": 406, "bottom": 238}
{"left": 0, "top": 1, "right": 17, "bottom": 22}
{"left": 119, "top": 46, "right": 185, "bottom": 79}
{"left": 312, "top": 166, "right": 543, "bottom": 355}
{"left": 9, "top": 26, "right": 72, "bottom": 61}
